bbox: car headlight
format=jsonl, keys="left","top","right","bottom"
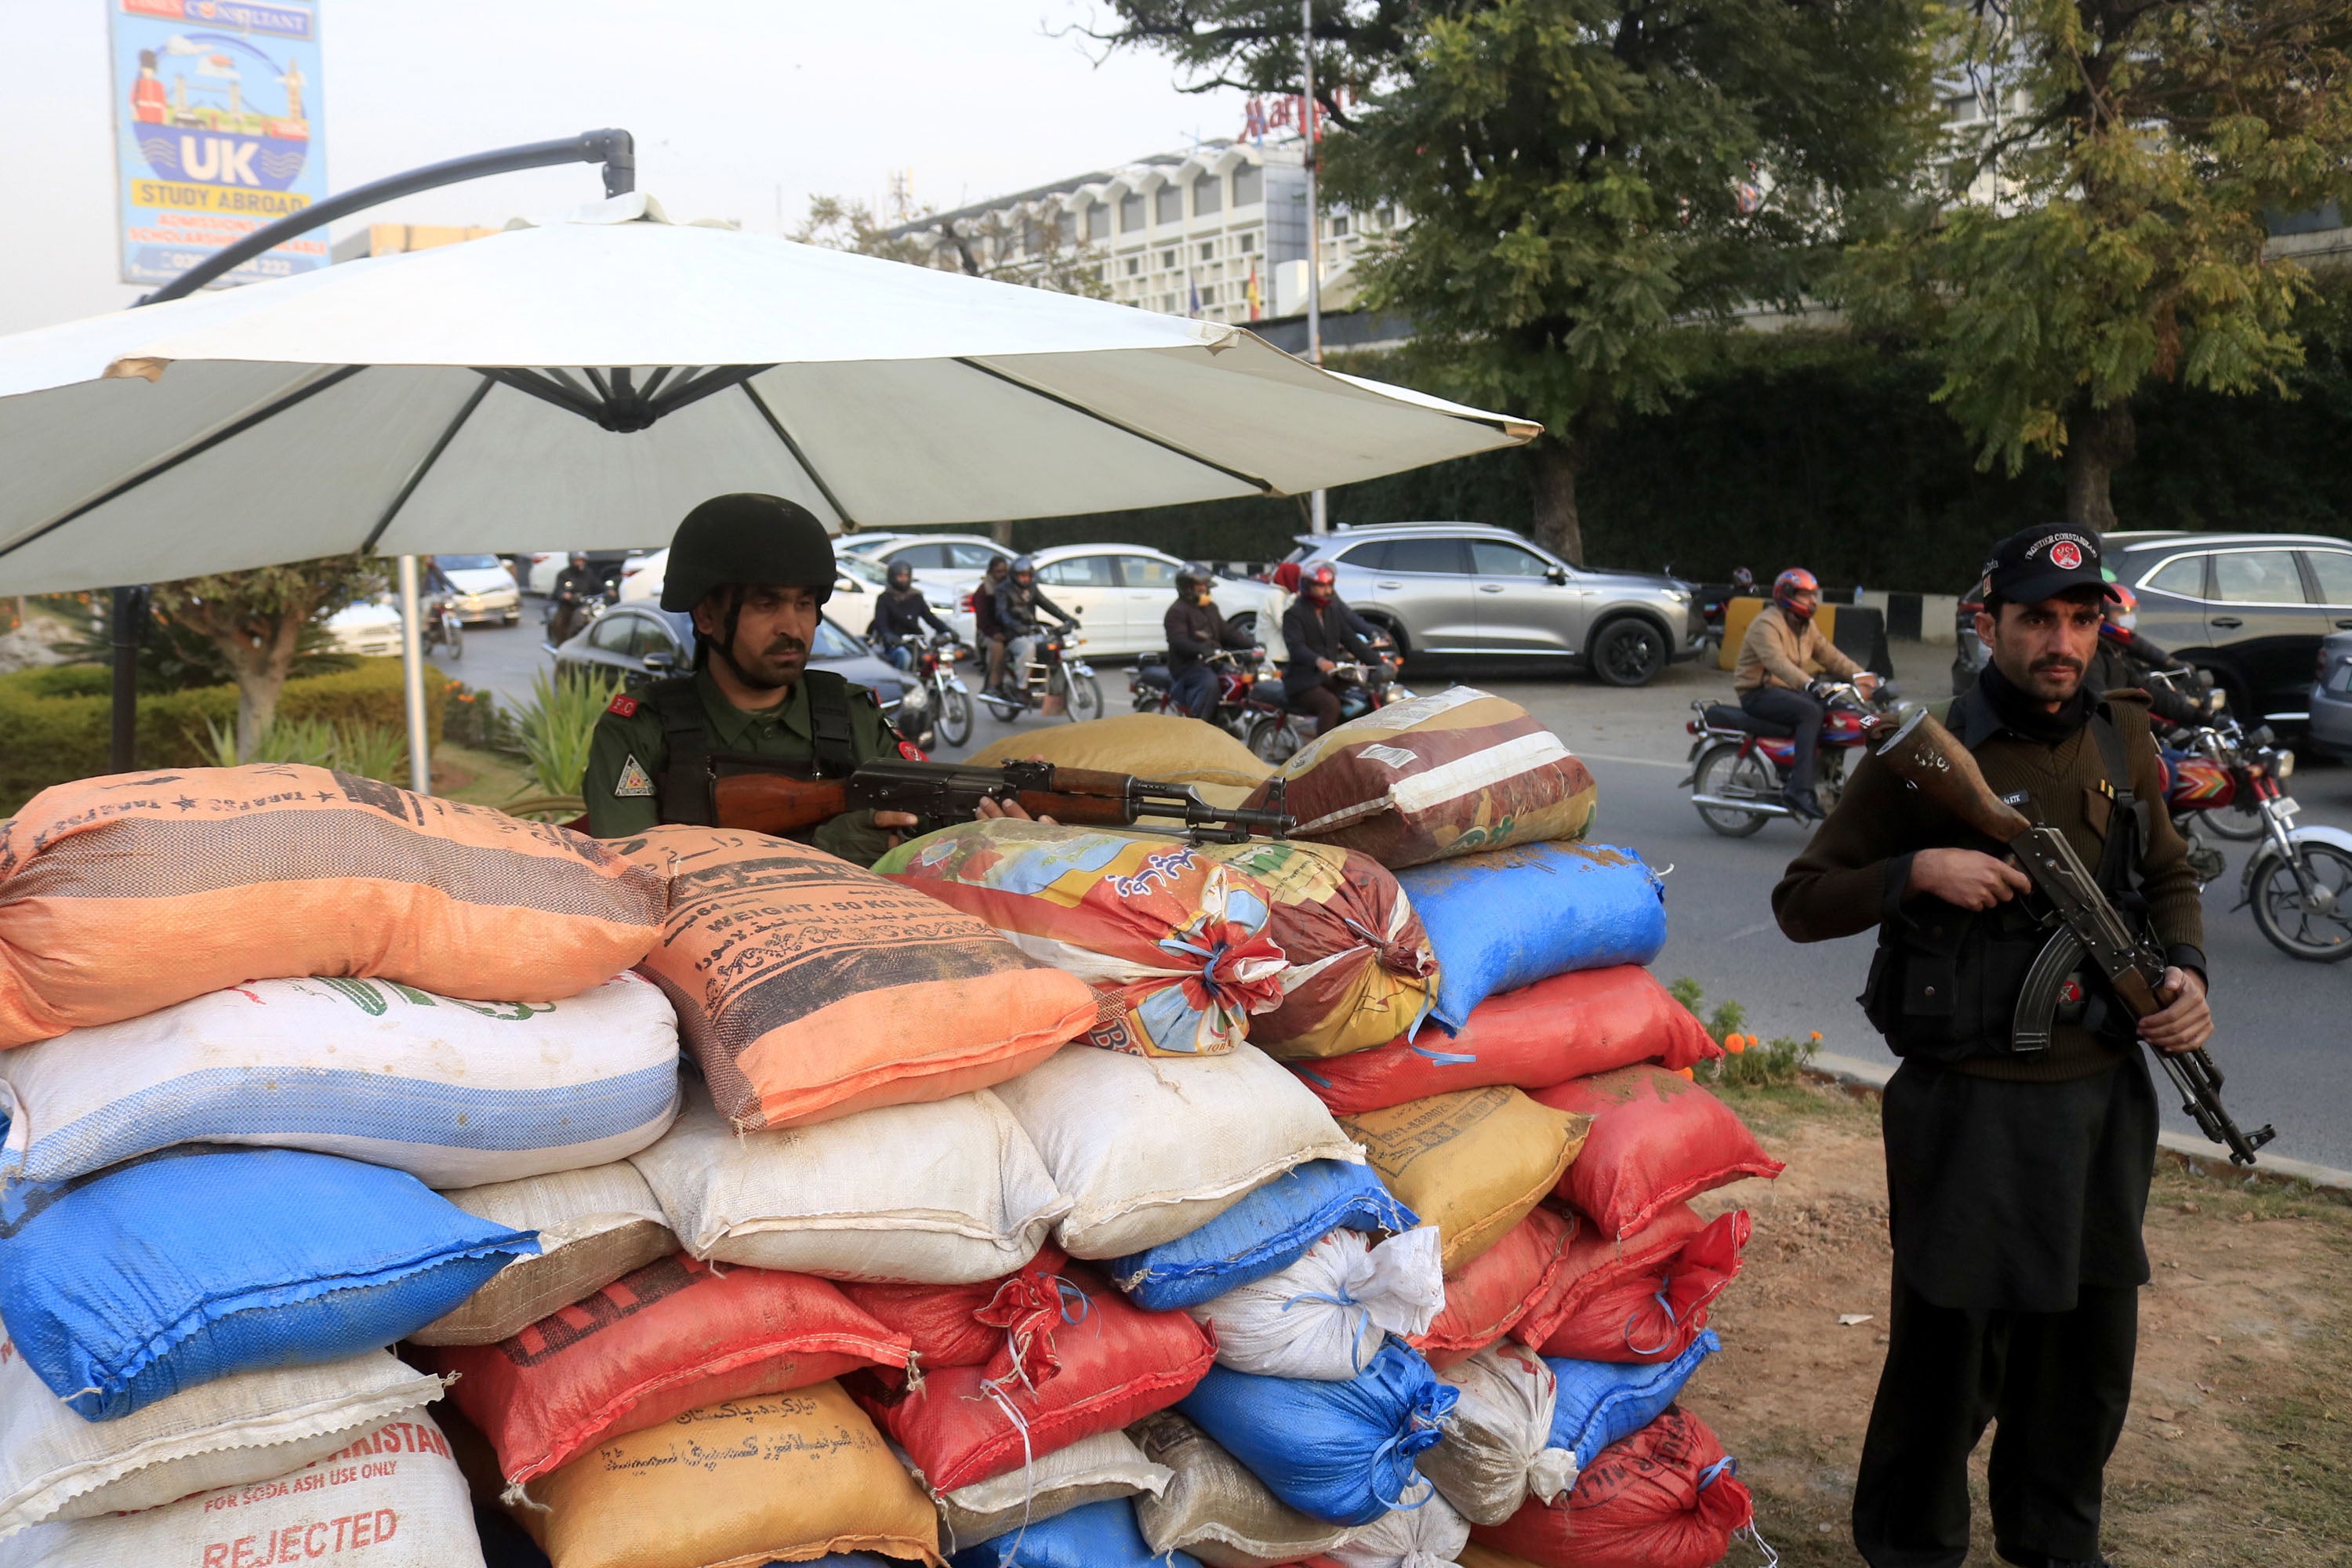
{"left": 1667, "top": 589, "right": 1692, "bottom": 603}
{"left": 2274, "top": 750, "right": 2295, "bottom": 779}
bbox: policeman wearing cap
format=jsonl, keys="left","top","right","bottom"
{"left": 1773, "top": 522, "right": 2214, "bottom": 1568}
{"left": 582, "top": 494, "right": 913, "bottom": 861}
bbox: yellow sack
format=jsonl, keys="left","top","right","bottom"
{"left": 517, "top": 1381, "right": 940, "bottom": 1568}
{"left": 967, "top": 713, "right": 1273, "bottom": 795}
{"left": 1339, "top": 1087, "right": 1590, "bottom": 1274}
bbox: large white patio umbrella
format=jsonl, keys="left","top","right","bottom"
{"left": 0, "top": 190, "right": 1537, "bottom": 782}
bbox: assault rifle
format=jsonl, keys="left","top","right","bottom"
{"left": 710, "top": 757, "right": 1293, "bottom": 844}
{"left": 1867, "top": 706, "right": 2277, "bottom": 1166}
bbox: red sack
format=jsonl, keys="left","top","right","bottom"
{"left": 849, "top": 1262, "right": 1216, "bottom": 1493}
{"left": 843, "top": 1243, "right": 1073, "bottom": 1384}
{"left": 1291, "top": 969, "right": 1719, "bottom": 1117}
{"left": 1531, "top": 1066, "right": 1782, "bottom": 1240}
{"left": 1522, "top": 1211, "right": 1748, "bottom": 1363}
{"left": 1512, "top": 1204, "right": 1702, "bottom": 1352}
{"left": 1472, "top": 1406, "right": 1753, "bottom": 1568}
{"left": 1411, "top": 1207, "right": 1573, "bottom": 1370}
{"left": 435, "top": 1253, "right": 913, "bottom": 1486}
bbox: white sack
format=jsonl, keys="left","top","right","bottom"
{"left": 1188, "top": 1227, "right": 1446, "bottom": 1381}
{"left": 0, "top": 1410, "right": 479, "bottom": 1568}
{"left": 0, "top": 972, "right": 680, "bottom": 1189}
{"left": 992, "top": 1043, "right": 1363, "bottom": 1258}
{"left": 0, "top": 1344, "right": 443, "bottom": 1540}
{"left": 1420, "top": 1343, "right": 1578, "bottom": 1526}
{"left": 1324, "top": 1490, "right": 1472, "bottom": 1568}
{"left": 630, "top": 1076, "right": 1069, "bottom": 1283}
{"left": 935, "top": 1429, "right": 1172, "bottom": 1551}
{"left": 412, "top": 1160, "right": 678, "bottom": 1345}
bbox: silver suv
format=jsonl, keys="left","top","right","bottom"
{"left": 1283, "top": 524, "right": 1704, "bottom": 685}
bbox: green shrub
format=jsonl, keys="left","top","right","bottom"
{"left": 511, "top": 668, "right": 617, "bottom": 804}
{"left": 1668, "top": 976, "right": 1820, "bottom": 1089}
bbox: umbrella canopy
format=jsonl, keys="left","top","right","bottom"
{"left": 0, "top": 192, "right": 1535, "bottom": 595}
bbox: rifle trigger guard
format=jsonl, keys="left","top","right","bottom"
{"left": 2009, "top": 924, "right": 2086, "bottom": 1058}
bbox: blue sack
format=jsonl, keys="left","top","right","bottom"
{"left": 949, "top": 1497, "right": 1199, "bottom": 1568}
{"left": 0, "top": 1145, "right": 536, "bottom": 1420}
{"left": 1105, "top": 1158, "right": 1419, "bottom": 1312}
{"left": 1398, "top": 843, "right": 1667, "bottom": 1031}
{"left": 1176, "top": 1341, "right": 1456, "bottom": 1526}
{"left": 1547, "top": 1328, "right": 1719, "bottom": 1461}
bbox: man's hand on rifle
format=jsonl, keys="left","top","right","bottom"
{"left": 2141, "top": 967, "right": 2212, "bottom": 1054}
{"left": 975, "top": 797, "right": 1054, "bottom": 824}
{"left": 1906, "top": 848, "right": 2033, "bottom": 911}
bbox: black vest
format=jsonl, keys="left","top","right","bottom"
{"left": 647, "top": 670, "right": 860, "bottom": 827}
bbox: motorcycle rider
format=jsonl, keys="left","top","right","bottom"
{"left": 973, "top": 555, "right": 1013, "bottom": 695}
{"left": 993, "top": 555, "right": 1077, "bottom": 702}
{"left": 1164, "top": 563, "right": 1258, "bottom": 720}
{"left": 1280, "top": 560, "right": 1381, "bottom": 738}
{"left": 2087, "top": 586, "right": 2204, "bottom": 731}
{"left": 546, "top": 551, "right": 605, "bottom": 644}
{"left": 1733, "top": 568, "right": 1879, "bottom": 821}
{"left": 870, "top": 559, "right": 954, "bottom": 672}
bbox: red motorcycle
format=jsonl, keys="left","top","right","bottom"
{"left": 1243, "top": 655, "right": 1410, "bottom": 764}
{"left": 1682, "top": 678, "right": 1897, "bottom": 836}
{"left": 1128, "top": 646, "right": 1276, "bottom": 735}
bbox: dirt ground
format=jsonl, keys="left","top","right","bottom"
{"left": 1679, "top": 1079, "right": 2352, "bottom": 1568}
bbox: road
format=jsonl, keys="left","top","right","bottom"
{"left": 452, "top": 605, "right": 2350, "bottom": 1168}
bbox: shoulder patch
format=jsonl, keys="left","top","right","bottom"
{"left": 612, "top": 753, "right": 655, "bottom": 797}
{"left": 606, "top": 693, "right": 640, "bottom": 718}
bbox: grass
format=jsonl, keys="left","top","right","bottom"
{"left": 194, "top": 713, "right": 408, "bottom": 781}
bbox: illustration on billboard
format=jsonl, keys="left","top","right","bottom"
{"left": 111, "top": 1, "right": 326, "bottom": 289}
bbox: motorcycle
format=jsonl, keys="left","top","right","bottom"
{"left": 419, "top": 593, "right": 463, "bottom": 662}
{"left": 977, "top": 620, "right": 1105, "bottom": 725}
{"left": 543, "top": 581, "right": 615, "bottom": 650}
{"left": 1129, "top": 646, "right": 1280, "bottom": 735}
{"left": 884, "top": 631, "right": 975, "bottom": 750}
{"left": 1682, "top": 678, "right": 1903, "bottom": 836}
{"left": 2168, "top": 721, "right": 2352, "bottom": 963}
{"left": 1243, "top": 655, "right": 1410, "bottom": 765}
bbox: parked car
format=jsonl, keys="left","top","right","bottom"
{"left": 840, "top": 534, "right": 1015, "bottom": 601}
{"left": 1019, "top": 544, "right": 1282, "bottom": 659}
{"left": 1953, "top": 531, "right": 2352, "bottom": 733}
{"left": 549, "top": 604, "right": 908, "bottom": 713}
{"left": 432, "top": 554, "right": 522, "bottom": 626}
{"left": 1278, "top": 524, "right": 1703, "bottom": 685}
{"left": 325, "top": 597, "right": 405, "bottom": 658}
{"left": 2310, "top": 630, "right": 2352, "bottom": 761}
{"left": 615, "top": 548, "right": 959, "bottom": 630}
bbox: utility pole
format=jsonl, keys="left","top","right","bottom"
{"left": 1302, "top": 0, "right": 1327, "bottom": 535}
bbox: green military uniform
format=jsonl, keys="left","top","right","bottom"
{"left": 582, "top": 665, "right": 902, "bottom": 863}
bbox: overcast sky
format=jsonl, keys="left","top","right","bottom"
{"left": 0, "top": 0, "right": 1244, "bottom": 336}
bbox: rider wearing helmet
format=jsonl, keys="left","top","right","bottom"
{"left": 547, "top": 550, "right": 604, "bottom": 644}
{"left": 1279, "top": 558, "right": 1380, "bottom": 737}
{"left": 1732, "top": 567, "right": 1878, "bottom": 820}
{"left": 581, "top": 494, "right": 915, "bottom": 861}
{"left": 993, "top": 554, "right": 1077, "bottom": 701}
{"left": 870, "top": 557, "right": 954, "bottom": 672}
{"left": 1163, "top": 562, "right": 1257, "bottom": 720}
{"left": 2087, "top": 584, "right": 2202, "bottom": 730}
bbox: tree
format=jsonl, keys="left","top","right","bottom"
{"left": 794, "top": 195, "right": 1112, "bottom": 299}
{"left": 1847, "top": 1, "right": 2352, "bottom": 530}
{"left": 151, "top": 557, "right": 381, "bottom": 757}
{"left": 1093, "top": 1, "right": 1933, "bottom": 561}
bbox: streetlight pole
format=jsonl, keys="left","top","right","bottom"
{"left": 1302, "top": 0, "right": 1327, "bottom": 535}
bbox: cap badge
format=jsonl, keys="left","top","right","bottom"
{"left": 2049, "top": 540, "right": 2083, "bottom": 570}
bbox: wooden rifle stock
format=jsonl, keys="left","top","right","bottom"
{"left": 711, "top": 773, "right": 851, "bottom": 837}
{"left": 1864, "top": 707, "right": 2031, "bottom": 843}
{"left": 709, "top": 759, "right": 1294, "bottom": 841}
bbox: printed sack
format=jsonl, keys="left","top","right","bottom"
{"left": 851, "top": 1262, "right": 1215, "bottom": 1494}
{"left": 617, "top": 826, "right": 1095, "bottom": 1131}
{"left": 1240, "top": 688, "right": 1598, "bottom": 868}
{"left": 1399, "top": 845, "right": 1667, "bottom": 1032}
{"left": 993, "top": 1043, "right": 1362, "bottom": 1259}
{"left": 1292, "top": 968, "right": 1719, "bottom": 1116}
{"left": 0, "top": 1412, "right": 481, "bottom": 1568}
{"left": 1177, "top": 1342, "right": 1457, "bottom": 1527}
{"left": 1195, "top": 838, "right": 1437, "bottom": 1058}
{"left": 629, "top": 1076, "right": 1067, "bottom": 1283}
{"left": 1105, "top": 1158, "right": 1418, "bottom": 1313}
{"left": 415, "top": 1160, "right": 678, "bottom": 1347}
{"left": 0, "top": 1145, "right": 533, "bottom": 1420}
{"left": 1132, "top": 1410, "right": 1363, "bottom": 1567}
{"left": 437, "top": 1252, "right": 913, "bottom": 1488}
{"left": 0, "top": 1344, "right": 441, "bottom": 1539}
{"left": 0, "top": 972, "right": 679, "bottom": 1190}
{"left": 1472, "top": 1406, "right": 1752, "bottom": 1568}
{"left": 1532, "top": 1066, "right": 1782, "bottom": 1240}
{"left": 1338, "top": 1088, "right": 1590, "bottom": 1275}
{"left": 515, "top": 1383, "right": 940, "bottom": 1568}
{"left": 0, "top": 764, "right": 665, "bottom": 1047}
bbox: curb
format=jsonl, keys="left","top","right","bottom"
{"left": 1802, "top": 1051, "right": 2352, "bottom": 1196}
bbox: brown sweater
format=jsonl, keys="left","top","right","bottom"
{"left": 1733, "top": 604, "right": 1860, "bottom": 694}
{"left": 1773, "top": 690, "right": 2205, "bottom": 1080}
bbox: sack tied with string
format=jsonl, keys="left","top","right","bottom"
{"left": 1530, "top": 1066, "right": 1782, "bottom": 1241}
{"left": 935, "top": 1428, "right": 1171, "bottom": 1552}
{"left": 1131, "top": 1409, "right": 1366, "bottom": 1567}
{"left": 1522, "top": 1210, "right": 1748, "bottom": 1364}
{"left": 1186, "top": 1226, "right": 1445, "bottom": 1382}
{"left": 1418, "top": 1344, "right": 1577, "bottom": 1527}
{"left": 1105, "top": 1157, "right": 1418, "bottom": 1314}
{"left": 1547, "top": 1330, "right": 1721, "bottom": 1464}
{"left": 1471, "top": 1406, "right": 1754, "bottom": 1568}
{"left": 1324, "top": 1487, "right": 1472, "bottom": 1568}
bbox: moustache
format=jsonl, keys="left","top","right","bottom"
{"left": 760, "top": 636, "right": 809, "bottom": 659}
{"left": 2031, "top": 655, "right": 2085, "bottom": 675}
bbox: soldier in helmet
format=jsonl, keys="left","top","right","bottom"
{"left": 582, "top": 494, "right": 931, "bottom": 862}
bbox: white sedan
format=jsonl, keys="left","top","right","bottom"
{"left": 619, "top": 547, "right": 960, "bottom": 634}
{"left": 1018, "top": 544, "right": 1284, "bottom": 659}
{"left": 431, "top": 554, "right": 521, "bottom": 625}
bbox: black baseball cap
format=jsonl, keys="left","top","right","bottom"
{"left": 1982, "top": 523, "right": 2119, "bottom": 606}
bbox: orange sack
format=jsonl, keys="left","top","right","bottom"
{"left": 615, "top": 826, "right": 1100, "bottom": 1131}
{"left": 0, "top": 765, "right": 668, "bottom": 1047}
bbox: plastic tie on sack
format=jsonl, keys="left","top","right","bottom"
{"left": 1624, "top": 1275, "right": 1682, "bottom": 1358}
{"left": 975, "top": 1265, "right": 1095, "bottom": 1389}
{"left": 966, "top": 1376, "right": 1041, "bottom": 1561}
{"left": 1733, "top": 1518, "right": 1781, "bottom": 1568}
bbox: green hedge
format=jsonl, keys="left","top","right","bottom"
{"left": 0, "top": 657, "right": 447, "bottom": 816}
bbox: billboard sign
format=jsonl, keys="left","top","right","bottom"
{"left": 110, "top": 0, "right": 326, "bottom": 289}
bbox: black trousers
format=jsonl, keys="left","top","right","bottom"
{"left": 1853, "top": 1278, "right": 2138, "bottom": 1568}
{"left": 1740, "top": 684, "right": 1827, "bottom": 794}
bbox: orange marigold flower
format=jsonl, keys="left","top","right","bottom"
{"left": 1725, "top": 1034, "right": 1748, "bottom": 1054}
{"left": 1809, "top": 1030, "right": 1824, "bottom": 1043}
{"left": 1675, "top": 1066, "right": 1697, "bottom": 1080}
